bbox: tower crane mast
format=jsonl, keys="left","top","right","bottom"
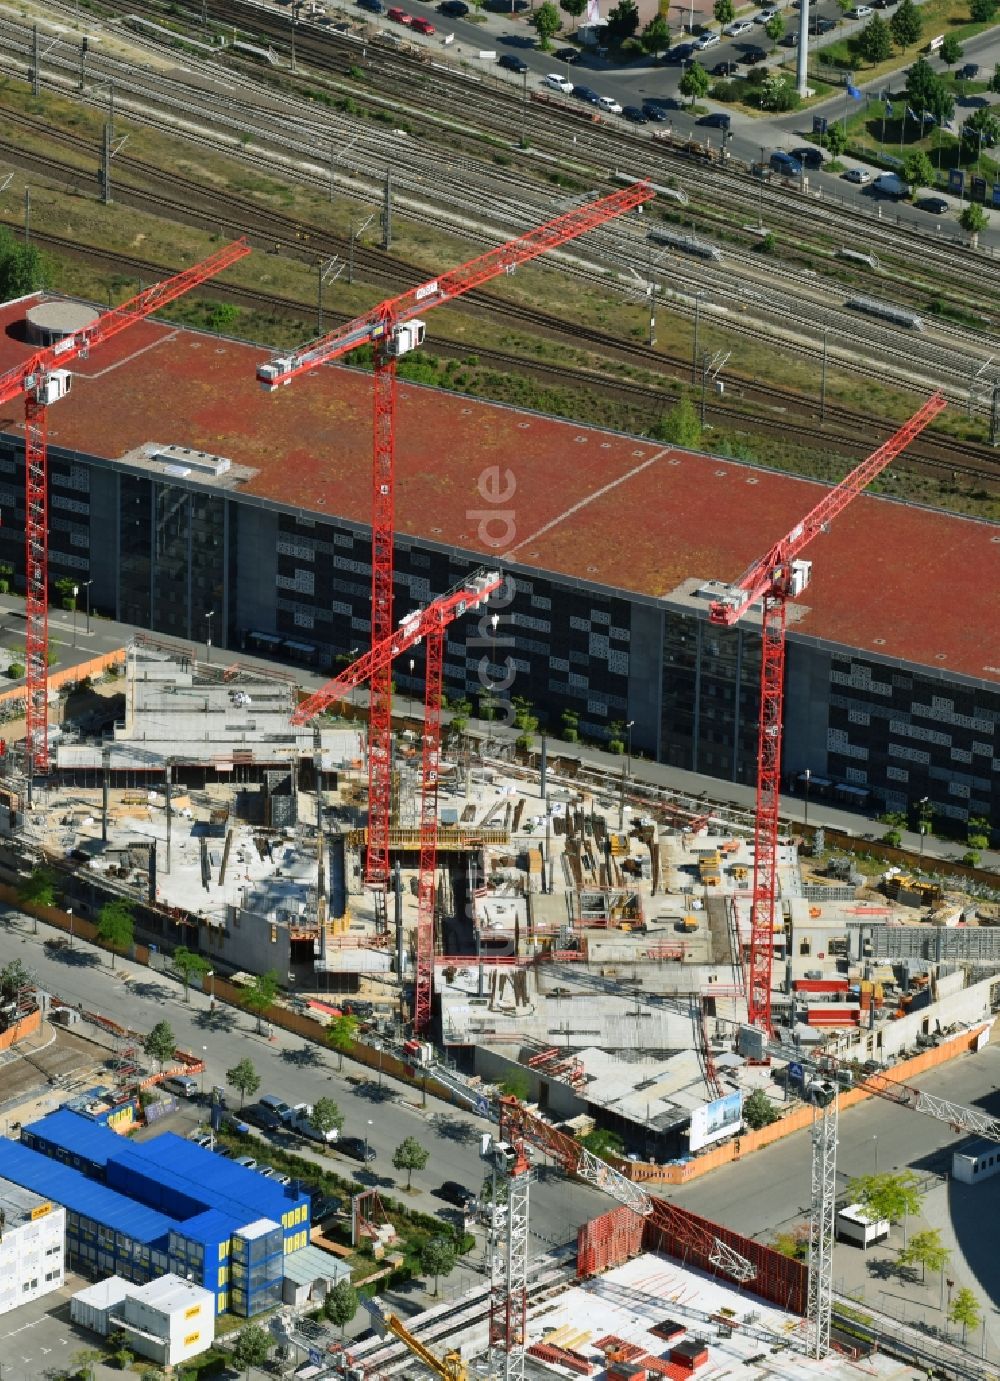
{"left": 0, "top": 239, "right": 251, "bottom": 778}
{"left": 709, "top": 393, "right": 946, "bottom": 1034}
{"left": 259, "top": 183, "right": 653, "bottom": 894}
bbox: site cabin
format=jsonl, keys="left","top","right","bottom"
{"left": 836, "top": 1203, "right": 890, "bottom": 1248}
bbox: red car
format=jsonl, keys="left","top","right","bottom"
{"left": 411, "top": 14, "right": 435, "bottom": 31}
{"left": 387, "top": 6, "right": 413, "bottom": 20}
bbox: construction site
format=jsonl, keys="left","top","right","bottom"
{"left": 0, "top": 185, "right": 997, "bottom": 1381}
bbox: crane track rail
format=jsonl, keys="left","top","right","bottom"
{"left": 21, "top": 221, "right": 999, "bottom": 488}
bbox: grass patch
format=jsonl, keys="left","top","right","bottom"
{"left": 807, "top": 0, "right": 1000, "bottom": 83}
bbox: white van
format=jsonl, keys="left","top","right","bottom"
{"left": 162, "top": 1074, "right": 198, "bottom": 1099}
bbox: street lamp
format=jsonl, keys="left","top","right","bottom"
{"left": 803, "top": 767, "right": 812, "bottom": 831}
{"left": 618, "top": 720, "right": 635, "bottom": 832}
{"left": 200, "top": 1045, "right": 208, "bottom": 1097}
{"left": 206, "top": 968, "right": 215, "bottom": 1010}
{"left": 364, "top": 1117, "right": 373, "bottom": 1165}
{"left": 691, "top": 290, "right": 705, "bottom": 384}
{"left": 918, "top": 796, "right": 930, "bottom": 856}
{"left": 67, "top": 906, "right": 73, "bottom": 950}
{"left": 72, "top": 585, "right": 79, "bottom": 647}
{"left": 80, "top": 579, "right": 93, "bottom": 636}
{"left": 872, "top": 1133, "right": 878, "bottom": 1175}
{"left": 204, "top": 610, "right": 214, "bottom": 664}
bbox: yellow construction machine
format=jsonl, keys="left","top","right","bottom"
{"left": 363, "top": 1296, "right": 467, "bottom": 1381}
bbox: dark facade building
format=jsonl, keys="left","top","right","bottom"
{"left": 0, "top": 297, "right": 995, "bottom": 831}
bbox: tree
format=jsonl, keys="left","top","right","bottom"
{"left": 143, "top": 1020, "right": 176, "bottom": 1071}
{"left": 231, "top": 1322, "right": 272, "bottom": 1380}
{"left": 655, "top": 395, "right": 701, "bottom": 447}
{"left": 679, "top": 60, "right": 711, "bottom": 105}
{"left": 108, "top": 1328, "right": 134, "bottom": 1370}
{"left": 393, "top": 1135, "right": 431, "bottom": 1189}
{"left": 311, "top": 1096, "right": 345, "bottom": 1139}
{"left": 226, "top": 1056, "right": 261, "bottom": 1108}
{"left": 323, "top": 1277, "right": 359, "bottom": 1337}
{"left": 607, "top": 0, "right": 640, "bottom": 39}
{"left": 757, "top": 73, "right": 799, "bottom": 112}
{"left": 326, "top": 1013, "right": 359, "bottom": 1070}
{"left": 421, "top": 1235, "right": 457, "bottom": 1295}
{"left": 242, "top": 968, "right": 280, "bottom": 1033}
{"left": 940, "top": 33, "right": 963, "bottom": 69}
{"left": 742, "top": 1088, "right": 780, "bottom": 1129}
{"left": 962, "top": 105, "right": 1000, "bottom": 150}
{"left": 963, "top": 849, "right": 982, "bottom": 866}
{"left": 17, "top": 865, "right": 56, "bottom": 911}
{"left": 70, "top": 1347, "right": 103, "bottom": 1381}
{"left": 905, "top": 57, "right": 954, "bottom": 124}
{"left": 882, "top": 828, "right": 902, "bottom": 846}
{"left": 949, "top": 1285, "right": 981, "bottom": 1342}
{"left": 902, "top": 149, "right": 935, "bottom": 188}
{"left": 512, "top": 695, "right": 539, "bottom": 753}
{"left": 580, "top": 1128, "right": 626, "bottom": 1160}
{"left": 0, "top": 959, "right": 32, "bottom": 999}
{"left": 172, "top": 945, "right": 211, "bottom": 1003}
{"left": 890, "top": 0, "right": 921, "bottom": 47}
{"left": 897, "top": 1227, "right": 950, "bottom": 1282}
{"left": 531, "top": 0, "right": 561, "bottom": 47}
{"left": 0, "top": 226, "right": 48, "bottom": 300}
{"left": 640, "top": 12, "right": 670, "bottom": 55}
{"left": 825, "top": 122, "right": 848, "bottom": 155}
{"left": 561, "top": 708, "right": 580, "bottom": 743}
{"left": 448, "top": 697, "right": 472, "bottom": 736}
{"left": 499, "top": 1069, "right": 531, "bottom": 1100}
{"left": 847, "top": 1170, "right": 923, "bottom": 1227}
{"left": 970, "top": 0, "right": 997, "bottom": 20}
{"left": 713, "top": 0, "right": 735, "bottom": 22}
{"left": 858, "top": 13, "right": 891, "bottom": 64}
{"left": 992, "top": 64, "right": 1000, "bottom": 94}
{"left": 96, "top": 899, "right": 134, "bottom": 969}
{"left": 560, "top": 0, "right": 586, "bottom": 29}
{"left": 960, "top": 201, "right": 990, "bottom": 236}
{"left": 764, "top": 11, "right": 784, "bottom": 43}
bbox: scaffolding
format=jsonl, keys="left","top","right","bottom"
{"left": 805, "top": 1083, "right": 838, "bottom": 1358}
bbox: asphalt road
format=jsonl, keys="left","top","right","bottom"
{"left": 0, "top": 908, "right": 608, "bottom": 1257}
{"left": 669, "top": 1040, "right": 1000, "bottom": 1239}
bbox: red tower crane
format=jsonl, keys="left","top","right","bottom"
{"left": 708, "top": 393, "right": 946, "bottom": 1034}
{"left": 294, "top": 569, "right": 502, "bottom": 1032}
{"left": 0, "top": 239, "right": 251, "bottom": 778}
{"left": 258, "top": 182, "right": 654, "bottom": 892}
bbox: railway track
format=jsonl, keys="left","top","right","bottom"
{"left": 6, "top": 4, "right": 1000, "bottom": 419}
{"left": 20, "top": 217, "right": 1000, "bottom": 488}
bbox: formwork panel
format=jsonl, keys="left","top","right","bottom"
{"left": 577, "top": 1205, "right": 644, "bottom": 1279}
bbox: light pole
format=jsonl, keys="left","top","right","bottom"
{"left": 81, "top": 579, "right": 92, "bottom": 635}
{"left": 200, "top": 1045, "right": 208, "bottom": 1098}
{"left": 72, "top": 585, "right": 79, "bottom": 647}
{"left": 803, "top": 767, "right": 812, "bottom": 831}
{"left": 918, "top": 796, "right": 929, "bottom": 856}
{"left": 66, "top": 907, "right": 73, "bottom": 949}
{"left": 364, "top": 1117, "right": 373, "bottom": 1165}
{"left": 207, "top": 968, "right": 215, "bottom": 1010}
{"left": 872, "top": 1133, "right": 878, "bottom": 1175}
{"left": 409, "top": 657, "right": 415, "bottom": 714}
{"left": 204, "top": 610, "right": 214, "bottom": 664}
{"left": 625, "top": 719, "right": 635, "bottom": 782}
{"left": 691, "top": 290, "right": 705, "bottom": 384}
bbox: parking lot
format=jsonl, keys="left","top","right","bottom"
{"left": 0, "top": 1274, "right": 95, "bottom": 1381}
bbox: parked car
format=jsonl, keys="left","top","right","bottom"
{"left": 596, "top": 94, "right": 623, "bottom": 113}
{"left": 755, "top": 6, "right": 778, "bottom": 19}
{"left": 411, "top": 15, "right": 435, "bottom": 32}
{"left": 256, "top": 1164, "right": 275, "bottom": 1178}
{"left": 778, "top": 31, "right": 797, "bottom": 45}
{"left": 338, "top": 1136, "right": 376, "bottom": 1162}
{"left": 544, "top": 72, "right": 574, "bottom": 92}
{"left": 724, "top": 18, "right": 753, "bottom": 34}
{"left": 623, "top": 105, "right": 647, "bottom": 122}
{"left": 260, "top": 1094, "right": 294, "bottom": 1123}
{"left": 694, "top": 30, "right": 721, "bottom": 48}
{"left": 843, "top": 166, "right": 872, "bottom": 183}
{"left": 498, "top": 53, "right": 529, "bottom": 72}
{"left": 234, "top": 1155, "right": 258, "bottom": 1170}
{"left": 915, "top": 195, "right": 949, "bottom": 213}
{"left": 743, "top": 44, "right": 767, "bottom": 61}
{"left": 711, "top": 59, "right": 740, "bottom": 75}
{"left": 439, "top": 0, "right": 469, "bottom": 13}
{"left": 641, "top": 101, "right": 671, "bottom": 121}
{"left": 357, "top": 0, "right": 385, "bottom": 11}
{"left": 437, "top": 1180, "right": 476, "bottom": 1208}
{"left": 958, "top": 62, "right": 980, "bottom": 79}
{"left": 244, "top": 1104, "right": 283, "bottom": 1132}
{"left": 187, "top": 1129, "right": 212, "bottom": 1147}
{"left": 770, "top": 149, "right": 803, "bottom": 176}
{"left": 698, "top": 112, "right": 732, "bottom": 130}
{"left": 290, "top": 1104, "right": 340, "bottom": 1144}
{"left": 812, "top": 16, "right": 837, "bottom": 32}
{"left": 553, "top": 46, "right": 581, "bottom": 62}
{"left": 387, "top": 6, "right": 413, "bottom": 21}
{"left": 664, "top": 41, "right": 696, "bottom": 62}
{"left": 848, "top": 4, "right": 873, "bottom": 15}
{"left": 572, "top": 83, "right": 600, "bottom": 102}
{"left": 162, "top": 1075, "right": 198, "bottom": 1100}
{"left": 270, "top": 1171, "right": 292, "bottom": 1186}
{"left": 792, "top": 145, "right": 825, "bottom": 168}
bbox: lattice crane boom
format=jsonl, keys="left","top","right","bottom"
{"left": 705, "top": 395, "right": 946, "bottom": 1033}
{"left": 290, "top": 569, "right": 502, "bottom": 723}
{"left": 4, "top": 239, "right": 251, "bottom": 778}
{"left": 498, "top": 1096, "right": 755, "bottom": 1283}
{"left": 259, "top": 183, "right": 653, "bottom": 891}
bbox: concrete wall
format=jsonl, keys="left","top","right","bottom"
{"left": 875, "top": 976, "right": 994, "bottom": 1061}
